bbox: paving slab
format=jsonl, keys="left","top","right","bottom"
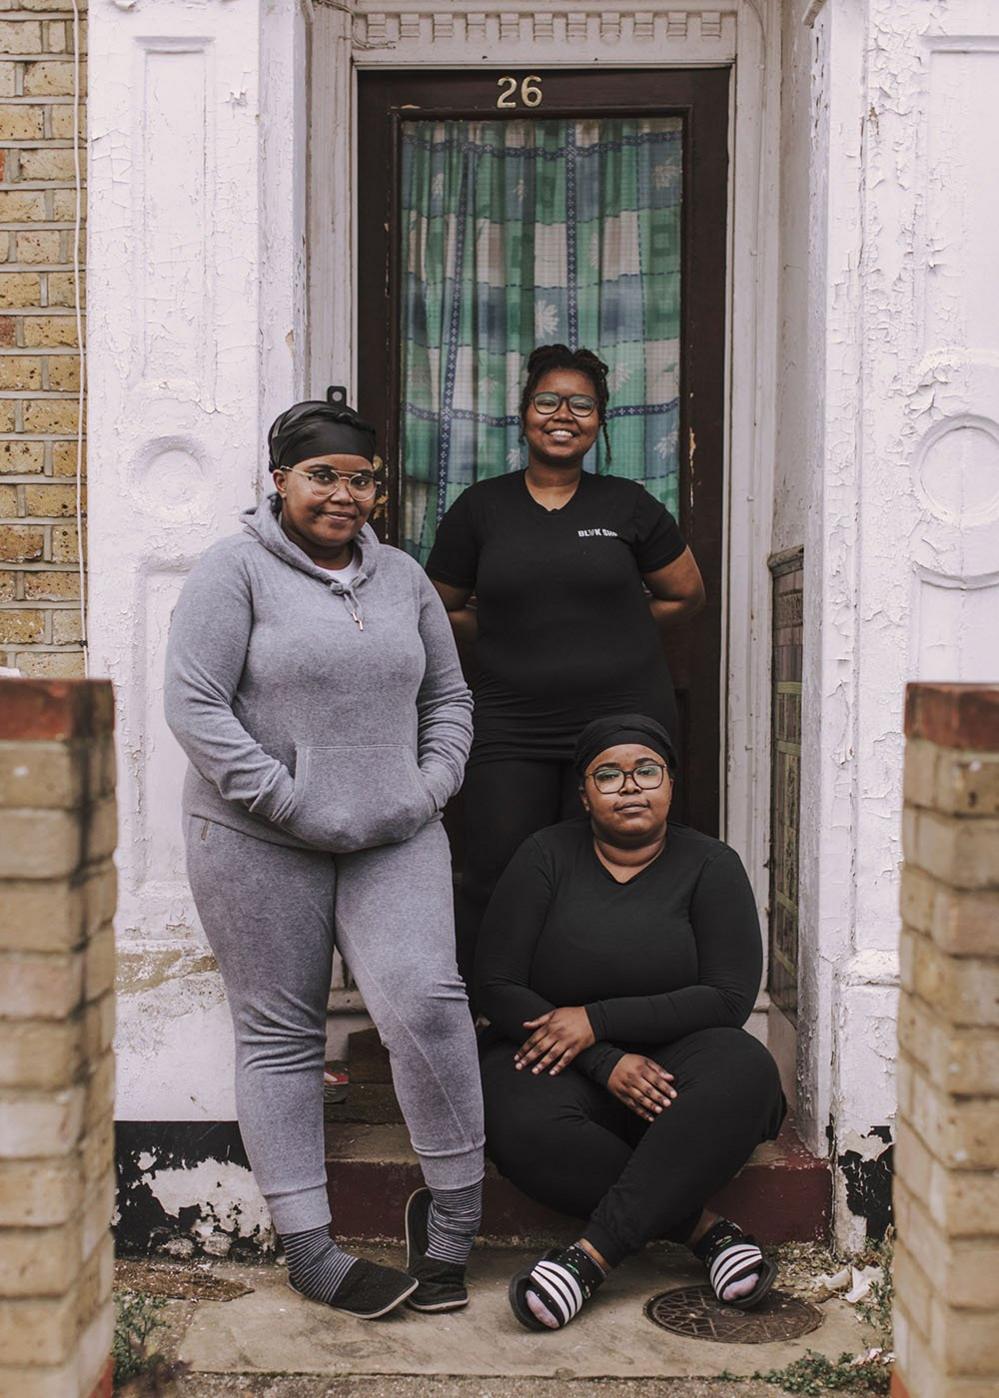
{"left": 177, "top": 1248, "right": 865, "bottom": 1381}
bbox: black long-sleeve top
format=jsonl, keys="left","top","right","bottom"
{"left": 475, "top": 818, "right": 763, "bottom": 1085}
{"left": 426, "top": 471, "right": 685, "bottom": 762}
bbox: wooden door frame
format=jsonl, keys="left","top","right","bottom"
{"left": 356, "top": 67, "right": 728, "bottom": 833}
{"left": 307, "top": 2, "right": 781, "bottom": 973}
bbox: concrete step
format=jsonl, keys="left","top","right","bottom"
{"left": 344, "top": 1025, "right": 393, "bottom": 1084}
{"left": 326, "top": 1081, "right": 403, "bottom": 1125}
{"left": 324, "top": 1118, "right": 830, "bottom": 1246}
{"left": 329, "top": 1026, "right": 831, "bottom": 1245}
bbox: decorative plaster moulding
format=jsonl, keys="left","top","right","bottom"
{"left": 801, "top": 0, "right": 827, "bottom": 27}
{"left": 350, "top": 3, "right": 740, "bottom": 63}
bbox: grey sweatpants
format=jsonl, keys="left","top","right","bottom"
{"left": 185, "top": 815, "right": 485, "bottom": 1237}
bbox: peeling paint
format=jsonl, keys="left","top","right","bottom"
{"left": 838, "top": 1126, "right": 893, "bottom": 1241}
{"left": 116, "top": 949, "right": 217, "bottom": 998}
{"left": 147, "top": 1160, "right": 270, "bottom": 1241}
{"left": 114, "top": 947, "right": 236, "bottom": 1120}
{"left": 116, "top": 1123, "right": 275, "bottom": 1258}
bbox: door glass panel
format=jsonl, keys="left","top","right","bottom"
{"left": 399, "top": 117, "right": 683, "bottom": 563}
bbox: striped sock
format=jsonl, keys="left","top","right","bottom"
{"left": 282, "top": 1224, "right": 358, "bottom": 1303}
{"left": 709, "top": 1238, "right": 762, "bottom": 1302}
{"left": 525, "top": 1243, "right": 607, "bottom": 1329}
{"left": 425, "top": 1179, "right": 483, "bottom": 1267}
{"left": 692, "top": 1219, "right": 763, "bottom": 1303}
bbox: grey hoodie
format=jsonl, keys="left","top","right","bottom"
{"left": 164, "top": 497, "right": 473, "bottom": 852}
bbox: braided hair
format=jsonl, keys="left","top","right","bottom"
{"left": 518, "top": 343, "right": 613, "bottom": 462}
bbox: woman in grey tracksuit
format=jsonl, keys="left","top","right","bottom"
{"left": 164, "top": 390, "right": 484, "bottom": 1321}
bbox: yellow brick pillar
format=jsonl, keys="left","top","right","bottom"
{"left": 0, "top": 678, "right": 116, "bottom": 1398}
{"left": 893, "top": 683, "right": 999, "bottom": 1398}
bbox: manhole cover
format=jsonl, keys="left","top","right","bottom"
{"left": 644, "top": 1285, "right": 823, "bottom": 1344}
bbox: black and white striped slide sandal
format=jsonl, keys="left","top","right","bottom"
{"left": 508, "top": 1243, "right": 606, "bottom": 1331}
{"left": 693, "top": 1219, "right": 777, "bottom": 1311}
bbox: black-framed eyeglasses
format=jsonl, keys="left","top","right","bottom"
{"left": 280, "top": 467, "right": 383, "bottom": 501}
{"left": 585, "top": 760, "right": 669, "bottom": 795}
{"left": 531, "top": 391, "right": 597, "bottom": 418}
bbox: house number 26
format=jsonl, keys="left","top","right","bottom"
{"left": 496, "top": 75, "right": 543, "bottom": 108}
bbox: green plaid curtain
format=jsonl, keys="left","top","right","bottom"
{"left": 400, "top": 117, "right": 683, "bottom": 563}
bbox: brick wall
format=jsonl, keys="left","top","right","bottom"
{"left": 0, "top": 0, "right": 86, "bottom": 677}
{"left": 0, "top": 679, "right": 115, "bottom": 1398}
{"left": 892, "top": 684, "right": 999, "bottom": 1398}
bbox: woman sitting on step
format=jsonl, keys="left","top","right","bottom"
{"left": 475, "top": 713, "right": 786, "bottom": 1331}
{"left": 165, "top": 389, "right": 484, "bottom": 1321}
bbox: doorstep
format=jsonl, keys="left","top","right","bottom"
{"left": 324, "top": 1117, "right": 830, "bottom": 1246}
{"left": 327, "top": 1026, "right": 831, "bottom": 1245}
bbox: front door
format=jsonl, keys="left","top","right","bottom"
{"left": 357, "top": 68, "right": 728, "bottom": 833}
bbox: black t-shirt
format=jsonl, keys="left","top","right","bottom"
{"left": 426, "top": 470, "right": 685, "bottom": 762}
{"left": 475, "top": 817, "right": 763, "bottom": 1085}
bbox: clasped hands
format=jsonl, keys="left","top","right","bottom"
{"left": 514, "top": 1006, "right": 677, "bottom": 1123}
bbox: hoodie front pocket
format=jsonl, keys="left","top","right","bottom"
{"left": 284, "top": 744, "right": 434, "bottom": 853}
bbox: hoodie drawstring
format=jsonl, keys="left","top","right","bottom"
{"left": 334, "top": 582, "right": 364, "bottom": 631}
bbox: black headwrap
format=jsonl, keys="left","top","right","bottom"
{"left": 574, "top": 713, "right": 677, "bottom": 779}
{"left": 268, "top": 386, "right": 377, "bottom": 470}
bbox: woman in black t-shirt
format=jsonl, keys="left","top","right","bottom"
{"left": 427, "top": 344, "right": 705, "bottom": 990}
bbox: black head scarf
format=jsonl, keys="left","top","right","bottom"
{"left": 268, "top": 386, "right": 377, "bottom": 470}
{"left": 574, "top": 713, "right": 678, "bottom": 780}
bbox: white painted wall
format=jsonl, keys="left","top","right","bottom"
{"left": 91, "top": 0, "right": 999, "bottom": 1254}
{"left": 88, "top": 0, "right": 781, "bottom": 1134}
{"left": 88, "top": 0, "right": 308, "bottom": 1121}
{"left": 796, "top": 0, "right": 999, "bottom": 1243}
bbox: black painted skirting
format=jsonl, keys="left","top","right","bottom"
{"left": 115, "top": 1121, "right": 272, "bottom": 1257}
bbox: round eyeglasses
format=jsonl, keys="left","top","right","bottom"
{"left": 281, "top": 467, "right": 382, "bottom": 501}
{"left": 585, "top": 760, "right": 669, "bottom": 795}
{"left": 531, "top": 391, "right": 597, "bottom": 418}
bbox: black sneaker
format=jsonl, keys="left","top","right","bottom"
{"left": 288, "top": 1256, "right": 417, "bottom": 1320}
{"left": 404, "top": 1187, "right": 469, "bottom": 1312}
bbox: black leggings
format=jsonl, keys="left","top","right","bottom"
{"left": 456, "top": 759, "right": 582, "bottom": 995}
{"left": 481, "top": 1026, "right": 785, "bottom": 1267}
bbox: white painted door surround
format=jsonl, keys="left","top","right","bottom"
{"left": 312, "top": 0, "right": 781, "bottom": 930}
{"left": 87, "top": 0, "right": 781, "bottom": 1123}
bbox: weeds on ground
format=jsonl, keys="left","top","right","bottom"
{"left": 112, "top": 1290, "right": 189, "bottom": 1395}
{"left": 752, "top": 1351, "right": 891, "bottom": 1395}
{"left": 750, "top": 1231, "right": 895, "bottom": 1396}
{"left": 853, "top": 1229, "right": 894, "bottom": 1351}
